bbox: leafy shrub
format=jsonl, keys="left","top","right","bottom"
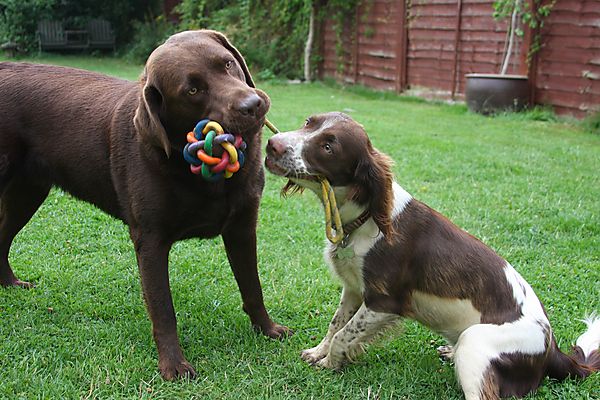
{"left": 0, "top": 0, "right": 57, "bottom": 50}
{"left": 518, "top": 105, "right": 558, "bottom": 122}
{"left": 125, "top": 15, "right": 176, "bottom": 64}
{"left": 53, "top": 0, "right": 161, "bottom": 46}
{"left": 582, "top": 111, "right": 600, "bottom": 135}
{"left": 0, "top": 0, "right": 160, "bottom": 52}
{"left": 176, "top": 0, "right": 312, "bottom": 79}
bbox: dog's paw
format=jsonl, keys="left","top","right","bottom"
{"left": 301, "top": 346, "right": 328, "bottom": 364}
{"left": 437, "top": 345, "right": 454, "bottom": 361}
{"left": 315, "top": 355, "right": 343, "bottom": 371}
{"left": 259, "top": 322, "right": 293, "bottom": 339}
{"left": 0, "top": 278, "right": 34, "bottom": 289}
{"left": 158, "top": 358, "right": 197, "bottom": 381}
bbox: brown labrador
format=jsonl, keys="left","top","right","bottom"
{"left": 0, "top": 30, "right": 290, "bottom": 380}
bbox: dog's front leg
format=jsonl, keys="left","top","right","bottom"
{"left": 222, "top": 201, "right": 291, "bottom": 339}
{"left": 131, "top": 229, "right": 195, "bottom": 380}
{"left": 301, "top": 287, "right": 362, "bottom": 364}
{"left": 317, "top": 303, "right": 399, "bottom": 370}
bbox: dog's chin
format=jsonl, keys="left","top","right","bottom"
{"left": 219, "top": 116, "right": 265, "bottom": 139}
{"left": 264, "top": 156, "right": 318, "bottom": 183}
{"left": 264, "top": 155, "right": 288, "bottom": 177}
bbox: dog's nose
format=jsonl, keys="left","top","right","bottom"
{"left": 236, "top": 94, "right": 263, "bottom": 117}
{"left": 267, "top": 137, "right": 286, "bottom": 156}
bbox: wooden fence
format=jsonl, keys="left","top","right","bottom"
{"left": 318, "top": 0, "right": 600, "bottom": 117}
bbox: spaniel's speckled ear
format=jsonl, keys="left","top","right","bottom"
{"left": 354, "top": 144, "right": 395, "bottom": 240}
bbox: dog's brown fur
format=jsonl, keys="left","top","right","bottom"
{"left": 266, "top": 112, "right": 599, "bottom": 399}
{"left": 0, "top": 30, "right": 289, "bottom": 380}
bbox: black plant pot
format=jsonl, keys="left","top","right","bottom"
{"left": 465, "top": 73, "right": 530, "bottom": 115}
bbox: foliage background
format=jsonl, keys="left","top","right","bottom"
{"left": 0, "top": 0, "right": 363, "bottom": 79}
{"left": 0, "top": 0, "right": 160, "bottom": 52}
{"left": 175, "top": 0, "right": 313, "bottom": 79}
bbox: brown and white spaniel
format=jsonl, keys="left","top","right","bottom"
{"left": 265, "top": 112, "right": 599, "bottom": 399}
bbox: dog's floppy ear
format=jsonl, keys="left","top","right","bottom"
{"left": 133, "top": 72, "right": 171, "bottom": 158}
{"left": 354, "top": 145, "right": 395, "bottom": 240}
{"left": 206, "top": 30, "right": 255, "bottom": 88}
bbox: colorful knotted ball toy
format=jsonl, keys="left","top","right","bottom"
{"left": 183, "top": 119, "right": 247, "bottom": 181}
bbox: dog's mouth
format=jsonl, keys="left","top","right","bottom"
{"left": 264, "top": 155, "right": 287, "bottom": 176}
{"left": 221, "top": 118, "right": 263, "bottom": 139}
{"left": 264, "top": 155, "right": 318, "bottom": 182}
{"left": 208, "top": 110, "right": 266, "bottom": 139}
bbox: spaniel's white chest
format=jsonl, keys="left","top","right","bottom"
{"left": 324, "top": 219, "right": 381, "bottom": 294}
{"left": 325, "top": 246, "right": 363, "bottom": 294}
{"left": 323, "top": 183, "right": 413, "bottom": 295}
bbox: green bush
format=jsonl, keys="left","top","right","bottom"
{"left": 582, "top": 111, "right": 600, "bottom": 135}
{"left": 0, "top": 0, "right": 160, "bottom": 52}
{"left": 0, "top": 0, "right": 57, "bottom": 50}
{"left": 1, "top": 0, "right": 356, "bottom": 79}
{"left": 53, "top": 0, "right": 161, "bottom": 46}
{"left": 176, "top": 0, "right": 312, "bottom": 79}
{"left": 172, "top": 0, "right": 363, "bottom": 79}
{"left": 125, "top": 15, "right": 176, "bottom": 64}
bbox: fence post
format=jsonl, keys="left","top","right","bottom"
{"left": 396, "top": 0, "right": 408, "bottom": 93}
{"left": 523, "top": 0, "right": 539, "bottom": 106}
{"left": 451, "top": 0, "right": 464, "bottom": 99}
{"left": 317, "top": 7, "right": 326, "bottom": 80}
{"left": 353, "top": 3, "right": 360, "bottom": 83}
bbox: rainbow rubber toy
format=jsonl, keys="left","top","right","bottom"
{"left": 183, "top": 119, "right": 247, "bottom": 182}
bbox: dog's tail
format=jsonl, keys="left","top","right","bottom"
{"left": 545, "top": 314, "right": 600, "bottom": 381}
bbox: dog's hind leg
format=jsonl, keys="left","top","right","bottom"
{"left": 301, "top": 287, "right": 362, "bottom": 364}
{"left": 452, "top": 328, "right": 500, "bottom": 400}
{"left": 0, "top": 175, "right": 50, "bottom": 287}
{"left": 315, "top": 303, "right": 399, "bottom": 370}
{"left": 452, "top": 319, "right": 549, "bottom": 400}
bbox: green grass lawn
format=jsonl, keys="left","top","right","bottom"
{"left": 0, "top": 54, "right": 598, "bottom": 399}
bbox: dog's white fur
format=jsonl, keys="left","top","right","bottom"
{"left": 299, "top": 181, "right": 599, "bottom": 400}
{"left": 301, "top": 183, "right": 411, "bottom": 364}
{"left": 268, "top": 114, "right": 599, "bottom": 399}
{"left": 576, "top": 314, "right": 600, "bottom": 357}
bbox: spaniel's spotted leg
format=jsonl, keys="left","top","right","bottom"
{"left": 316, "top": 303, "right": 399, "bottom": 370}
{"left": 301, "top": 287, "right": 362, "bottom": 364}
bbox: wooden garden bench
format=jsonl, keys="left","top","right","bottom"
{"left": 86, "top": 19, "right": 115, "bottom": 51}
{"left": 37, "top": 20, "right": 68, "bottom": 52}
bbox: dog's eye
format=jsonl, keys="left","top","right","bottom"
{"left": 304, "top": 118, "right": 311, "bottom": 127}
{"left": 225, "top": 60, "right": 233, "bottom": 70}
{"left": 323, "top": 143, "right": 333, "bottom": 154}
{"left": 188, "top": 87, "right": 198, "bottom": 95}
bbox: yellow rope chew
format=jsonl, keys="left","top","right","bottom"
{"left": 319, "top": 176, "right": 344, "bottom": 245}
{"left": 264, "top": 118, "right": 279, "bottom": 134}
{"left": 264, "top": 118, "right": 343, "bottom": 245}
